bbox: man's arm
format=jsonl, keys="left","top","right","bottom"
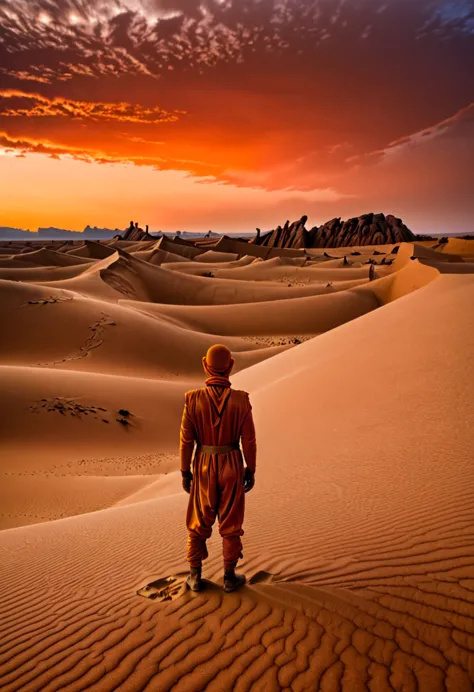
{"left": 241, "top": 395, "right": 256, "bottom": 474}
{"left": 180, "top": 393, "right": 196, "bottom": 474}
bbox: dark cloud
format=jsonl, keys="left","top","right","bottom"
{"left": 1, "top": 0, "right": 472, "bottom": 83}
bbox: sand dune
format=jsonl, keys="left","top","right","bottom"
{"left": 100, "top": 250, "right": 377, "bottom": 305}
{"left": 65, "top": 240, "right": 117, "bottom": 259}
{"left": 122, "top": 285, "right": 379, "bottom": 336}
{"left": 0, "top": 279, "right": 286, "bottom": 377}
{"left": 12, "top": 247, "right": 95, "bottom": 267}
{"left": 0, "top": 474, "right": 156, "bottom": 529}
{"left": 0, "top": 263, "right": 92, "bottom": 282}
{"left": 113, "top": 471, "right": 182, "bottom": 506}
{"left": 194, "top": 250, "right": 239, "bottom": 263}
{"left": 436, "top": 237, "right": 474, "bottom": 259}
{"left": 407, "top": 242, "right": 463, "bottom": 263}
{"left": 106, "top": 238, "right": 148, "bottom": 250}
{"left": 131, "top": 247, "right": 192, "bottom": 265}
{"left": 417, "top": 259, "right": 474, "bottom": 274}
{"left": 215, "top": 235, "right": 307, "bottom": 258}
{"left": 212, "top": 260, "right": 374, "bottom": 283}
{"left": 305, "top": 257, "right": 350, "bottom": 268}
{"left": 36, "top": 252, "right": 128, "bottom": 302}
{"left": 137, "top": 257, "right": 433, "bottom": 340}
{"left": 305, "top": 243, "right": 399, "bottom": 257}
{"left": 0, "top": 365, "right": 190, "bottom": 472}
{"left": 0, "top": 270, "right": 473, "bottom": 690}
{"left": 360, "top": 255, "right": 441, "bottom": 303}
{"left": 164, "top": 255, "right": 256, "bottom": 275}
{"left": 155, "top": 236, "right": 209, "bottom": 260}
{"left": 0, "top": 247, "right": 24, "bottom": 255}
{"left": 0, "top": 256, "right": 52, "bottom": 268}
{"left": 0, "top": 236, "right": 473, "bottom": 691}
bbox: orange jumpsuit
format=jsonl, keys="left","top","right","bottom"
{"left": 180, "top": 386, "right": 257, "bottom": 570}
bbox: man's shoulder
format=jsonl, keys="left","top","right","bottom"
{"left": 185, "top": 387, "right": 208, "bottom": 399}
{"left": 230, "top": 388, "right": 251, "bottom": 400}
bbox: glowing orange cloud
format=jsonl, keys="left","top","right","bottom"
{"left": 0, "top": 131, "right": 221, "bottom": 177}
{"left": 0, "top": 90, "right": 185, "bottom": 125}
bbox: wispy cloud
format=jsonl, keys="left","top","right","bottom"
{"left": 0, "top": 130, "right": 221, "bottom": 175}
{"left": 0, "top": 90, "right": 185, "bottom": 124}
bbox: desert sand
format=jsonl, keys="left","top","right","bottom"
{"left": 1, "top": 237, "right": 473, "bottom": 691}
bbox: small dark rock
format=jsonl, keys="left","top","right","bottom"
{"left": 116, "top": 418, "right": 129, "bottom": 426}
{"left": 118, "top": 409, "right": 131, "bottom": 417}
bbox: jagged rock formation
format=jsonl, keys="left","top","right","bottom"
{"left": 249, "top": 216, "right": 309, "bottom": 249}
{"left": 120, "top": 223, "right": 153, "bottom": 242}
{"left": 250, "top": 213, "right": 415, "bottom": 249}
{"left": 312, "top": 214, "right": 415, "bottom": 247}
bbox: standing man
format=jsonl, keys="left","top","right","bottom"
{"left": 180, "top": 344, "right": 257, "bottom": 593}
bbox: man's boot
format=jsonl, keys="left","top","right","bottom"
{"left": 223, "top": 568, "right": 246, "bottom": 593}
{"left": 186, "top": 566, "right": 203, "bottom": 592}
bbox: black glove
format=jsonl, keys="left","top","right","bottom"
{"left": 243, "top": 468, "right": 255, "bottom": 493}
{"left": 181, "top": 470, "right": 193, "bottom": 494}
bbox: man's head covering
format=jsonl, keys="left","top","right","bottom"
{"left": 202, "top": 345, "right": 234, "bottom": 425}
{"left": 203, "top": 344, "right": 234, "bottom": 378}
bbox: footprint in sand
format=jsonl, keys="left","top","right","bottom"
{"left": 22, "top": 295, "right": 74, "bottom": 307}
{"left": 137, "top": 570, "right": 278, "bottom": 602}
{"left": 137, "top": 573, "right": 190, "bottom": 602}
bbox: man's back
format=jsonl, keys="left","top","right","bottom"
{"left": 184, "top": 386, "right": 254, "bottom": 449}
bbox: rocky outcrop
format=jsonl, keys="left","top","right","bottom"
{"left": 250, "top": 213, "right": 415, "bottom": 249}
{"left": 120, "top": 224, "right": 153, "bottom": 242}
{"left": 250, "top": 216, "right": 310, "bottom": 249}
{"left": 312, "top": 213, "right": 415, "bottom": 247}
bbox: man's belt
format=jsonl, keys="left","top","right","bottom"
{"left": 196, "top": 443, "right": 240, "bottom": 454}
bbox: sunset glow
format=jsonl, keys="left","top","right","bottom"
{"left": 0, "top": 0, "right": 473, "bottom": 234}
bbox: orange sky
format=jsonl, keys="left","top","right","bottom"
{"left": 0, "top": 0, "right": 473, "bottom": 234}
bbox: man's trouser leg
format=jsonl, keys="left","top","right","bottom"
{"left": 217, "top": 454, "right": 245, "bottom": 571}
{"left": 186, "top": 454, "right": 217, "bottom": 567}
